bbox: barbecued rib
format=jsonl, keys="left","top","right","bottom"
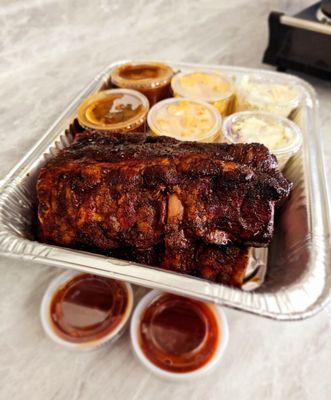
{"left": 38, "top": 132, "right": 291, "bottom": 252}
{"left": 160, "top": 191, "right": 250, "bottom": 287}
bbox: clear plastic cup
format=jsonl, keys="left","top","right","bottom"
{"left": 171, "top": 70, "right": 235, "bottom": 117}
{"left": 147, "top": 98, "right": 222, "bottom": 143}
{"left": 130, "top": 290, "right": 229, "bottom": 381}
{"left": 222, "top": 111, "right": 303, "bottom": 169}
{"left": 40, "top": 270, "right": 133, "bottom": 351}
{"left": 235, "top": 74, "right": 304, "bottom": 117}
{"left": 110, "top": 62, "right": 174, "bottom": 105}
{"left": 77, "top": 88, "right": 149, "bottom": 133}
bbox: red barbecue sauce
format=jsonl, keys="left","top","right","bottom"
{"left": 139, "top": 294, "right": 220, "bottom": 373}
{"left": 50, "top": 274, "right": 128, "bottom": 343}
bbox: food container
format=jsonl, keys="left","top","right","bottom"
{"left": 0, "top": 61, "right": 329, "bottom": 321}
{"left": 222, "top": 111, "right": 303, "bottom": 169}
{"left": 77, "top": 88, "right": 149, "bottom": 133}
{"left": 171, "top": 70, "right": 235, "bottom": 116}
{"left": 111, "top": 62, "right": 174, "bottom": 105}
{"left": 235, "top": 73, "right": 303, "bottom": 117}
{"left": 40, "top": 270, "right": 133, "bottom": 351}
{"left": 130, "top": 290, "right": 229, "bottom": 381}
{"left": 147, "top": 98, "right": 222, "bottom": 143}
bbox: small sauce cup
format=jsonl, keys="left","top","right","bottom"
{"left": 147, "top": 98, "right": 222, "bottom": 143}
{"left": 40, "top": 270, "right": 133, "bottom": 351}
{"left": 130, "top": 290, "right": 229, "bottom": 381}
{"left": 77, "top": 88, "right": 149, "bottom": 133}
{"left": 111, "top": 62, "right": 174, "bottom": 105}
{"left": 171, "top": 70, "right": 235, "bottom": 116}
{"left": 222, "top": 111, "right": 303, "bottom": 169}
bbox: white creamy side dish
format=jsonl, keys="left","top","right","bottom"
{"left": 236, "top": 75, "right": 302, "bottom": 117}
{"left": 222, "top": 111, "right": 303, "bottom": 170}
{"left": 231, "top": 115, "right": 293, "bottom": 150}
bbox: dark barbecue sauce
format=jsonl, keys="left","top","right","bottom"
{"left": 111, "top": 62, "right": 174, "bottom": 105}
{"left": 139, "top": 294, "right": 219, "bottom": 373}
{"left": 50, "top": 274, "right": 128, "bottom": 343}
{"left": 119, "top": 64, "right": 166, "bottom": 80}
{"left": 85, "top": 94, "right": 144, "bottom": 126}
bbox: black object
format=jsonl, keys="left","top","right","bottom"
{"left": 321, "top": 0, "right": 331, "bottom": 18}
{"left": 263, "top": 1, "right": 331, "bottom": 80}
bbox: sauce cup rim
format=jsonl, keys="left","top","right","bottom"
{"left": 40, "top": 270, "right": 133, "bottom": 351}
{"left": 130, "top": 289, "right": 229, "bottom": 381}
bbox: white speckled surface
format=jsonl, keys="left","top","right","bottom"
{"left": 0, "top": 1, "right": 330, "bottom": 399}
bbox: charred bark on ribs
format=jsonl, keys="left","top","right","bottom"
{"left": 37, "top": 132, "right": 292, "bottom": 287}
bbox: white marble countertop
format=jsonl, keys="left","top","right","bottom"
{"left": 0, "top": 1, "right": 330, "bottom": 399}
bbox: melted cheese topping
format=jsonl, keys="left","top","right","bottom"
{"left": 151, "top": 100, "right": 217, "bottom": 140}
{"left": 176, "top": 72, "right": 232, "bottom": 99}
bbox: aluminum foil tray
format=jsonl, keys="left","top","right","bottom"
{"left": 0, "top": 61, "right": 330, "bottom": 320}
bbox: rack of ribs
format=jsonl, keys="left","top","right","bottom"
{"left": 37, "top": 132, "right": 292, "bottom": 287}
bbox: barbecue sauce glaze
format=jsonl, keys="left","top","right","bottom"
{"left": 50, "top": 274, "right": 128, "bottom": 343}
{"left": 85, "top": 93, "right": 144, "bottom": 126}
{"left": 139, "top": 294, "right": 219, "bottom": 373}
